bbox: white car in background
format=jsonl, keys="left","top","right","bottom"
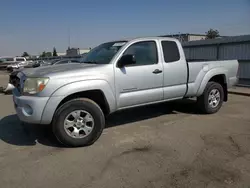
{"left": 7, "top": 57, "right": 30, "bottom": 70}
{"left": 0, "top": 56, "right": 30, "bottom": 71}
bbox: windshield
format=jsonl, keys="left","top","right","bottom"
{"left": 82, "top": 41, "right": 127, "bottom": 64}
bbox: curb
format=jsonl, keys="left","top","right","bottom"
{"left": 228, "top": 91, "right": 250, "bottom": 97}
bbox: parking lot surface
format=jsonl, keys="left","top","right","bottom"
{"left": 0, "top": 93, "right": 250, "bottom": 188}
{"left": 0, "top": 71, "right": 9, "bottom": 90}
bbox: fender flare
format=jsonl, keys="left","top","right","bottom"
{"left": 196, "top": 68, "right": 228, "bottom": 96}
{"left": 51, "top": 79, "right": 116, "bottom": 111}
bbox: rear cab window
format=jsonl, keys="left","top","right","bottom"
{"left": 161, "top": 41, "right": 180, "bottom": 63}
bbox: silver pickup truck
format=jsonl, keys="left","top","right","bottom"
{"left": 12, "top": 37, "right": 238, "bottom": 147}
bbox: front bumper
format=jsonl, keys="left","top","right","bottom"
{"left": 13, "top": 88, "right": 49, "bottom": 124}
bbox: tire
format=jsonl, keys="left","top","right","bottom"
{"left": 52, "top": 98, "right": 105, "bottom": 147}
{"left": 197, "top": 81, "right": 224, "bottom": 114}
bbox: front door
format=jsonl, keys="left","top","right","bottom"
{"left": 114, "top": 40, "right": 164, "bottom": 109}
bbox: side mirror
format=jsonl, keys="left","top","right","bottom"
{"left": 117, "top": 54, "right": 136, "bottom": 68}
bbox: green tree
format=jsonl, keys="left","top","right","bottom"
{"left": 22, "top": 52, "right": 29, "bottom": 57}
{"left": 206, "top": 29, "right": 220, "bottom": 39}
{"left": 40, "top": 51, "right": 46, "bottom": 58}
{"left": 45, "top": 52, "right": 52, "bottom": 57}
{"left": 53, "top": 47, "right": 58, "bottom": 56}
{"left": 40, "top": 51, "right": 52, "bottom": 58}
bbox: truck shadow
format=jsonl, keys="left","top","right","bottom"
{"left": 106, "top": 99, "right": 200, "bottom": 128}
{"left": 0, "top": 114, "right": 61, "bottom": 147}
{"left": 0, "top": 99, "right": 199, "bottom": 147}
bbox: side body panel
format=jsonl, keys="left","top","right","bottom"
{"left": 186, "top": 60, "right": 239, "bottom": 97}
{"left": 41, "top": 79, "right": 116, "bottom": 124}
{"left": 39, "top": 64, "right": 117, "bottom": 124}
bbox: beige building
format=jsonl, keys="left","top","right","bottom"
{"left": 66, "top": 48, "right": 90, "bottom": 56}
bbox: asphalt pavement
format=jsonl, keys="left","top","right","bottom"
{"left": 0, "top": 93, "right": 250, "bottom": 188}
{"left": 0, "top": 71, "right": 9, "bottom": 92}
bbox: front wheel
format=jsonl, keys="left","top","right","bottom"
{"left": 52, "top": 98, "right": 105, "bottom": 147}
{"left": 197, "top": 81, "right": 224, "bottom": 114}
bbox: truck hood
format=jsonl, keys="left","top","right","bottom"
{"left": 22, "top": 63, "right": 97, "bottom": 77}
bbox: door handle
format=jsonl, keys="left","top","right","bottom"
{"left": 152, "top": 69, "right": 163, "bottom": 74}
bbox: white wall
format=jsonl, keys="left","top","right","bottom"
{"left": 188, "top": 35, "right": 206, "bottom": 41}
{"left": 79, "top": 49, "right": 90, "bottom": 54}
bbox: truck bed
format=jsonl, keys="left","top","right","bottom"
{"left": 186, "top": 60, "right": 239, "bottom": 97}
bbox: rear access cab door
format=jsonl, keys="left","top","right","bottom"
{"left": 160, "top": 39, "right": 188, "bottom": 100}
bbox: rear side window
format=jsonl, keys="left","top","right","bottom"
{"left": 161, "top": 41, "right": 180, "bottom": 63}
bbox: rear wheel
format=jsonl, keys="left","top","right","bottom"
{"left": 52, "top": 98, "right": 105, "bottom": 147}
{"left": 197, "top": 81, "right": 224, "bottom": 114}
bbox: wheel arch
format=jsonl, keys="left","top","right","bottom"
{"left": 56, "top": 89, "right": 111, "bottom": 116}
{"left": 208, "top": 74, "right": 228, "bottom": 102}
{"left": 40, "top": 80, "right": 116, "bottom": 124}
{"left": 197, "top": 69, "right": 228, "bottom": 102}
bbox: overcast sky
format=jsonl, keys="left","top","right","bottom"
{"left": 0, "top": 0, "right": 250, "bottom": 56}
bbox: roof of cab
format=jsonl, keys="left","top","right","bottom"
{"left": 109, "top": 36, "right": 179, "bottom": 43}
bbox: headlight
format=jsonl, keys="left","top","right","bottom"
{"left": 23, "top": 77, "right": 49, "bottom": 95}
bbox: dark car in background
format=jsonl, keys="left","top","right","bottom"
{"left": 3, "top": 57, "right": 84, "bottom": 93}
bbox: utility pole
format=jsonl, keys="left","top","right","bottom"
{"left": 68, "top": 27, "right": 71, "bottom": 49}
